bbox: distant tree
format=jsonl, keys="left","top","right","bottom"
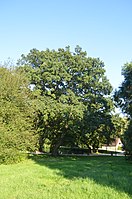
{"left": 114, "top": 62, "right": 132, "bottom": 158}
{"left": 115, "top": 62, "right": 132, "bottom": 116}
{"left": 18, "top": 46, "right": 115, "bottom": 156}
{"left": 0, "top": 67, "right": 36, "bottom": 163}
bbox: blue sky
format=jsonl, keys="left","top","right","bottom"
{"left": 0, "top": 0, "right": 132, "bottom": 89}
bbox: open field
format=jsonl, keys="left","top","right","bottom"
{"left": 0, "top": 156, "right": 131, "bottom": 199}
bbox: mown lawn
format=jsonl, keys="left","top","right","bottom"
{"left": 0, "top": 155, "right": 131, "bottom": 199}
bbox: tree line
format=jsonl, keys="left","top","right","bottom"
{"left": 0, "top": 46, "right": 131, "bottom": 163}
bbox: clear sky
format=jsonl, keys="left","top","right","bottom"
{"left": 0, "top": 0, "right": 132, "bottom": 89}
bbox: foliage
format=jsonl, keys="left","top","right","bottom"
{"left": 0, "top": 67, "right": 36, "bottom": 164}
{"left": 114, "top": 62, "right": 132, "bottom": 157}
{"left": 115, "top": 62, "right": 132, "bottom": 117}
{"left": 17, "top": 46, "right": 115, "bottom": 155}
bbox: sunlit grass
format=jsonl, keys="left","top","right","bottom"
{"left": 0, "top": 156, "right": 131, "bottom": 199}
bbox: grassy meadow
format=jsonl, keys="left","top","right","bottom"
{"left": 0, "top": 155, "right": 131, "bottom": 199}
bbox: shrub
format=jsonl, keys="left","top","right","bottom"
{"left": 0, "top": 148, "right": 28, "bottom": 164}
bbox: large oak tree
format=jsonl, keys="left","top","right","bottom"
{"left": 18, "top": 46, "right": 115, "bottom": 156}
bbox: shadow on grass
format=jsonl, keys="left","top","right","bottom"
{"left": 30, "top": 155, "right": 132, "bottom": 197}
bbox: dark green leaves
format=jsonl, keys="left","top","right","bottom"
{"left": 18, "top": 46, "right": 114, "bottom": 155}
{"left": 115, "top": 62, "right": 132, "bottom": 158}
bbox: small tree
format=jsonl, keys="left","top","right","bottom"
{"left": 0, "top": 67, "right": 36, "bottom": 164}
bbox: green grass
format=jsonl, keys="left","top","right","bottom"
{"left": 0, "top": 156, "right": 131, "bottom": 199}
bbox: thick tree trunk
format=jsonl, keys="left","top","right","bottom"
{"left": 50, "top": 134, "right": 65, "bottom": 156}
{"left": 50, "top": 142, "right": 61, "bottom": 156}
{"left": 84, "top": 141, "right": 92, "bottom": 154}
{"left": 39, "top": 135, "right": 45, "bottom": 152}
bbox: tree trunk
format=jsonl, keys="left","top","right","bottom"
{"left": 50, "top": 142, "right": 61, "bottom": 156}
{"left": 50, "top": 134, "right": 65, "bottom": 156}
{"left": 39, "top": 135, "right": 45, "bottom": 152}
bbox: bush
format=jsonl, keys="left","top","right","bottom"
{"left": 59, "top": 146, "right": 90, "bottom": 155}
{"left": 0, "top": 148, "right": 28, "bottom": 164}
{"left": 0, "top": 67, "right": 37, "bottom": 164}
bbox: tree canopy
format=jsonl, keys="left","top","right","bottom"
{"left": 114, "top": 62, "right": 132, "bottom": 157}
{"left": 115, "top": 62, "right": 132, "bottom": 117}
{"left": 1, "top": 46, "right": 125, "bottom": 162}
{"left": 17, "top": 46, "right": 116, "bottom": 156}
